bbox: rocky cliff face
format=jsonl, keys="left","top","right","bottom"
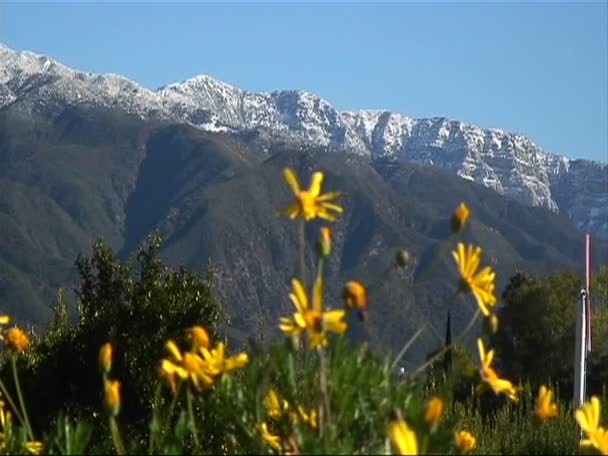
{"left": 2, "top": 43, "right": 606, "bottom": 239}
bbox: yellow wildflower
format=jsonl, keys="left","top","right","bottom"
{"left": 317, "top": 226, "right": 332, "bottom": 257}
{"left": 576, "top": 396, "right": 608, "bottom": 454}
{"left": 388, "top": 419, "right": 418, "bottom": 455}
{"left": 264, "top": 388, "right": 289, "bottom": 419}
{"left": 186, "top": 325, "right": 211, "bottom": 350}
{"left": 477, "top": 338, "right": 518, "bottom": 401}
{"left": 104, "top": 379, "right": 121, "bottom": 417}
{"left": 264, "top": 388, "right": 317, "bottom": 430}
{"left": 2, "top": 326, "right": 29, "bottom": 353}
{"left": 199, "top": 342, "right": 249, "bottom": 375}
{"left": 0, "top": 394, "right": 10, "bottom": 446}
{"left": 535, "top": 385, "right": 558, "bottom": 422}
{"left": 25, "top": 441, "right": 44, "bottom": 455}
{"left": 454, "top": 430, "right": 476, "bottom": 452}
{"left": 0, "top": 397, "right": 43, "bottom": 454}
{"left": 452, "top": 243, "right": 497, "bottom": 316}
{"left": 259, "top": 422, "right": 281, "bottom": 450}
{"left": 277, "top": 167, "right": 343, "bottom": 221}
{"left": 99, "top": 342, "right": 112, "bottom": 374}
{"left": 290, "top": 405, "right": 318, "bottom": 429}
{"left": 590, "top": 429, "right": 608, "bottom": 455}
{"left": 160, "top": 340, "right": 215, "bottom": 393}
{"left": 577, "top": 396, "right": 601, "bottom": 436}
{"left": 451, "top": 202, "right": 471, "bottom": 232}
{"left": 424, "top": 396, "right": 443, "bottom": 427}
{"left": 280, "top": 276, "right": 347, "bottom": 348}
{"left": 0, "top": 315, "right": 9, "bottom": 325}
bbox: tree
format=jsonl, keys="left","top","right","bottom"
{"left": 12, "top": 232, "right": 225, "bottom": 434}
{"left": 490, "top": 268, "right": 608, "bottom": 395}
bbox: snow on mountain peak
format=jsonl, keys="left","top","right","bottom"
{"left": 1, "top": 42, "right": 606, "bottom": 239}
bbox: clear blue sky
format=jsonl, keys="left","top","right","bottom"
{"left": 1, "top": 2, "right": 607, "bottom": 162}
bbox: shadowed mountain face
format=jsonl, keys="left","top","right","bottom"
{"left": 0, "top": 103, "right": 605, "bottom": 364}
{"left": 2, "top": 42, "right": 607, "bottom": 241}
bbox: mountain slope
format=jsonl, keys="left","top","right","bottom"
{"left": 1, "top": 42, "right": 606, "bottom": 240}
{"left": 1, "top": 97, "right": 606, "bottom": 367}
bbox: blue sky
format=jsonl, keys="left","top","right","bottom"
{"left": 1, "top": 2, "right": 606, "bottom": 162}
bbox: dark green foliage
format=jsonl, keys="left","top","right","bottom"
{"left": 5, "top": 232, "right": 223, "bottom": 438}
{"left": 446, "top": 383, "right": 608, "bottom": 454}
{"left": 181, "top": 336, "right": 425, "bottom": 455}
{"left": 1, "top": 104, "right": 608, "bottom": 363}
{"left": 45, "top": 415, "right": 94, "bottom": 455}
{"left": 490, "top": 268, "right": 608, "bottom": 396}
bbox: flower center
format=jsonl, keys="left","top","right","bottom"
{"left": 183, "top": 352, "right": 202, "bottom": 372}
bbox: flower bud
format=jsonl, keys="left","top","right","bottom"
{"left": 424, "top": 396, "right": 443, "bottom": 427}
{"left": 3, "top": 327, "right": 29, "bottom": 353}
{"left": 395, "top": 249, "right": 412, "bottom": 267}
{"left": 316, "top": 226, "right": 332, "bottom": 258}
{"left": 104, "top": 379, "right": 121, "bottom": 417}
{"left": 451, "top": 202, "right": 471, "bottom": 232}
{"left": 99, "top": 342, "right": 112, "bottom": 374}
{"left": 487, "top": 314, "right": 499, "bottom": 334}
{"left": 455, "top": 430, "right": 476, "bottom": 452}
{"left": 342, "top": 281, "right": 367, "bottom": 321}
{"left": 186, "top": 326, "right": 211, "bottom": 350}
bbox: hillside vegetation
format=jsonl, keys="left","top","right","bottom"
{"left": 1, "top": 105, "right": 606, "bottom": 363}
{"left": 0, "top": 166, "right": 606, "bottom": 454}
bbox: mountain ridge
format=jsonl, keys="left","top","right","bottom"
{"left": 1, "top": 42, "right": 606, "bottom": 241}
{"left": 1, "top": 96, "right": 607, "bottom": 360}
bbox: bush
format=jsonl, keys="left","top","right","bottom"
{"left": 2, "top": 232, "right": 224, "bottom": 439}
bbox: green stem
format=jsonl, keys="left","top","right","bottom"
{"left": 11, "top": 355, "right": 34, "bottom": 440}
{"left": 162, "top": 380, "right": 183, "bottom": 441}
{"left": 318, "top": 346, "right": 331, "bottom": 442}
{"left": 422, "top": 434, "right": 429, "bottom": 455}
{"left": 408, "top": 307, "right": 481, "bottom": 379}
{"left": 288, "top": 351, "right": 297, "bottom": 396}
{"left": 390, "top": 324, "right": 428, "bottom": 372}
{"left": 299, "top": 218, "right": 307, "bottom": 287}
{"left": 148, "top": 382, "right": 163, "bottom": 455}
{"left": 109, "top": 416, "right": 126, "bottom": 455}
{"left": 317, "top": 257, "right": 324, "bottom": 290}
{"left": 414, "top": 232, "right": 459, "bottom": 286}
{"left": 0, "top": 378, "right": 25, "bottom": 426}
{"left": 186, "top": 387, "right": 201, "bottom": 452}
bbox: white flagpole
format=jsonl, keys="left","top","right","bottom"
{"left": 586, "top": 234, "right": 592, "bottom": 353}
{"left": 574, "top": 288, "right": 587, "bottom": 407}
{"left": 574, "top": 234, "right": 591, "bottom": 408}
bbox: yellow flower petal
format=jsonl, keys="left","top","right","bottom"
{"left": 282, "top": 167, "right": 301, "bottom": 195}
{"left": 535, "top": 385, "right": 558, "bottom": 422}
{"left": 389, "top": 419, "right": 418, "bottom": 455}
{"left": 323, "top": 310, "right": 347, "bottom": 334}
{"left": 291, "top": 279, "right": 309, "bottom": 313}
{"left": 308, "top": 172, "right": 324, "bottom": 197}
{"left": 165, "top": 340, "right": 183, "bottom": 362}
{"left": 260, "top": 421, "right": 281, "bottom": 450}
{"left": 576, "top": 396, "right": 601, "bottom": 435}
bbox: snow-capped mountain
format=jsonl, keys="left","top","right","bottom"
{"left": 1, "top": 43, "right": 606, "bottom": 239}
